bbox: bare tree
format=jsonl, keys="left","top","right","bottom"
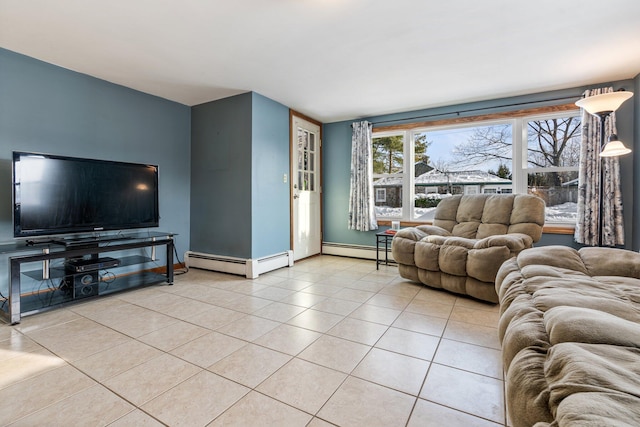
{"left": 527, "top": 117, "right": 581, "bottom": 168}
{"left": 451, "top": 120, "right": 580, "bottom": 170}
{"left": 451, "top": 124, "right": 512, "bottom": 168}
{"left": 430, "top": 158, "right": 455, "bottom": 194}
{"left": 428, "top": 158, "right": 447, "bottom": 172}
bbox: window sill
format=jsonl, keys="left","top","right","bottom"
{"left": 377, "top": 220, "right": 575, "bottom": 235}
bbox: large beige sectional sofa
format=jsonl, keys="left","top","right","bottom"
{"left": 496, "top": 245, "right": 640, "bottom": 427}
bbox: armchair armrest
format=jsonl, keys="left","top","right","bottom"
{"left": 467, "top": 233, "right": 534, "bottom": 284}
{"left": 392, "top": 227, "right": 429, "bottom": 266}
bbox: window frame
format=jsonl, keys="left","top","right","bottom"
{"left": 371, "top": 105, "right": 581, "bottom": 227}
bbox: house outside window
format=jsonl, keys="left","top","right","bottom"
{"left": 372, "top": 109, "right": 580, "bottom": 225}
{"left": 372, "top": 132, "right": 405, "bottom": 218}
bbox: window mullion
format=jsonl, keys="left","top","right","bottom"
{"left": 404, "top": 130, "right": 414, "bottom": 221}
{"left": 512, "top": 118, "right": 526, "bottom": 194}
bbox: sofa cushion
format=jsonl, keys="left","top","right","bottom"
{"left": 477, "top": 195, "right": 514, "bottom": 238}
{"left": 496, "top": 246, "right": 640, "bottom": 427}
{"left": 507, "top": 195, "right": 545, "bottom": 241}
{"left": 468, "top": 245, "right": 511, "bottom": 283}
{"left": 546, "top": 343, "right": 640, "bottom": 425}
{"left": 455, "top": 195, "right": 487, "bottom": 223}
{"left": 439, "top": 241, "right": 473, "bottom": 276}
{"left": 545, "top": 306, "right": 640, "bottom": 348}
{"left": 431, "top": 196, "right": 462, "bottom": 232}
{"left": 579, "top": 246, "right": 640, "bottom": 278}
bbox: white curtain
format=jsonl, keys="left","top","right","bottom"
{"left": 574, "top": 87, "right": 625, "bottom": 246}
{"left": 348, "top": 121, "right": 378, "bottom": 231}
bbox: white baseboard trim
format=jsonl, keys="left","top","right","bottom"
{"left": 322, "top": 241, "right": 395, "bottom": 262}
{"left": 185, "top": 250, "right": 293, "bottom": 279}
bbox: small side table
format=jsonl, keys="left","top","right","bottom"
{"left": 375, "top": 231, "right": 397, "bottom": 269}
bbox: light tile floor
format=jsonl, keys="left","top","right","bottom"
{"left": 0, "top": 255, "right": 506, "bottom": 426}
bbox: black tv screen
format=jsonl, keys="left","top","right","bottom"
{"left": 13, "top": 152, "right": 159, "bottom": 238}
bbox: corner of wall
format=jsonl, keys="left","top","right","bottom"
{"left": 633, "top": 73, "right": 640, "bottom": 251}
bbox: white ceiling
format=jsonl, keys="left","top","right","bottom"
{"left": 2, "top": 0, "right": 640, "bottom": 123}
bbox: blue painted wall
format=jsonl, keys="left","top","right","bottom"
{"left": 323, "top": 120, "right": 371, "bottom": 246}
{"left": 323, "top": 81, "right": 637, "bottom": 250}
{"left": 0, "top": 48, "right": 191, "bottom": 293}
{"left": 190, "top": 91, "right": 291, "bottom": 260}
{"left": 251, "top": 93, "right": 290, "bottom": 259}
{"left": 190, "top": 93, "right": 253, "bottom": 258}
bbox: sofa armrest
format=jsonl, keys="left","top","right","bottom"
{"left": 391, "top": 227, "right": 429, "bottom": 266}
{"left": 463, "top": 233, "right": 534, "bottom": 285}
{"left": 474, "top": 233, "right": 534, "bottom": 253}
{"left": 579, "top": 247, "right": 640, "bottom": 279}
{"left": 393, "top": 226, "right": 452, "bottom": 268}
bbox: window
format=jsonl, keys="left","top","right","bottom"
{"left": 412, "top": 123, "right": 512, "bottom": 220}
{"left": 465, "top": 186, "right": 480, "bottom": 195}
{"left": 522, "top": 113, "right": 581, "bottom": 223}
{"left": 372, "top": 132, "right": 404, "bottom": 218}
{"left": 373, "top": 108, "right": 580, "bottom": 225}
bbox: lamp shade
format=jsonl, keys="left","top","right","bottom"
{"left": 576, "top": 90, "right": 633, "bottom": 115}
{"left": 600, "top": 134, "right": 632, "bottom": 157}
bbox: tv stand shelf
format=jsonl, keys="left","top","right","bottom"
{"left": 21, "top": 255, "right": 153, "bottom": 281}
{"left": 1, "top": 231, "right": 175, "bottom": 325}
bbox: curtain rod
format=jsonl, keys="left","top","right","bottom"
{"left": 356, "top": 94, "right": 581, "bottom": 127}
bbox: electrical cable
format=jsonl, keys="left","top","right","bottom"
{"left": 100, "top": 270, "right": 116, "bottom": 291}
{"left": 173, "top": 242, "right": 188, "bottom": 275}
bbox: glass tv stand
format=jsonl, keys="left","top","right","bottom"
{"left": 1, "top": 231, "right": 175, "bottom": 324}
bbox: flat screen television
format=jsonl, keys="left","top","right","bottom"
{"left": 13, "top": 151, "right": 159, "bottom": 238}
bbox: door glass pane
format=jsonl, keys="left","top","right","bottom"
{"left": 297, "top": 129, "right": 304, "bottom": 171}
{"left": 296, "top": 127, "right": 318, "bottom": 192}
{"left": 309, "top": 172, "right": 315, "bottom": 191}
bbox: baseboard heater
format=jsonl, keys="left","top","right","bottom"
{"left": 185, "top": 250, "right": 294, "bottom": 279}
{"left": 322, "top": 241, "right": 394, "bottom": 261}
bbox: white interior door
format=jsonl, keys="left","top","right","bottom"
{"left": 292, "top": 116, "right": 321, "bottom": 261}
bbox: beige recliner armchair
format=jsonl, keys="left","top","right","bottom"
{"left": 391, "top": 194, "right": 545, "bottom": 303}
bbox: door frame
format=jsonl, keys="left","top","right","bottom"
{"left": 289, "top": 110, "right": 323, "bottom": 259}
